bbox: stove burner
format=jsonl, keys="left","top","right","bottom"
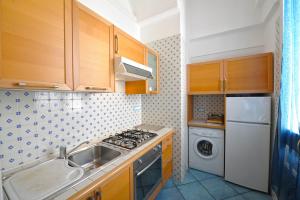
{"left": 102, "top": 129, "right": 157, "bottom": 150}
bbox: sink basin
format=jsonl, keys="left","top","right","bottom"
{"left": 68, "top": 145, "right": 122, "bottom": 170}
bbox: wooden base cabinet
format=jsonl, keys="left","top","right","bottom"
{"left": 162, "top": 134, "right": 173, "bottom": 183}
{"left": 69, "top": 165, "right": 131, "bottom": 200}
{"left": 0, "top": 0, "right": 73, "bottom": 90}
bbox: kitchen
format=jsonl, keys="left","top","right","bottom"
{"left": 0, "top": 0, "right": 299, "bottom": 200}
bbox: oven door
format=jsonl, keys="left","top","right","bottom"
{"left": 135, "top": 155, "right": 162, "bottom": 200}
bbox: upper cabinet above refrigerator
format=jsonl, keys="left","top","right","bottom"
{"left": 187, "top": 53, "right": 274, "bottom": 95}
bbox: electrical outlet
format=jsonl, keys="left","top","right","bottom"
{"left": 197, "top": 107, "right": 205, "bottom": 112}
{"left": 133, "top": 105, "right": 141, "bottom": 112}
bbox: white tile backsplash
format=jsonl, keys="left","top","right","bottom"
{"left": 142, "top": 35, "right": 185, "bottom": 181}
{"left": 193, "top": 95, "right": 224, "bottom": 119}
{"left": 0, "top": 91, "right": 141, "bottom": 172}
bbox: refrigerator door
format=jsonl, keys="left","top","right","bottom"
{"left": 225, "top": 122, "right": 270, "bottom": 192}
{"left": 226, "top": 97, "right": 271, "bottom": 124}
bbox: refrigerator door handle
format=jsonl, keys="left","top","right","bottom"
{"left": 227, "top": 120, "right": 270, "bottom": 125}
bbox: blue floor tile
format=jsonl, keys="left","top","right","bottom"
{"left": 201, "top": 178, "right": 238, "bottom": 200}
{"left": 177, "top": 181, "right": 214, "bottom": 200}
{"left": 224, "top": 195, "right": 246, "bottom": 200}
{"left": 242, "top": 191, "right": 272, "bottom": 200}
{"left": 189, "top": 168, "right": 219, "bottom": 181}
{"left": 226, "top": 182, "right": 250, "bottom": 194}
{"left": 164, "top": 178, "right": 175, "bottom": 188}
{"left": 155, "top": 187, "right": 184, "bottom": 200}
{"left": 175, "top": 171, "right": 197, "bottom": 186}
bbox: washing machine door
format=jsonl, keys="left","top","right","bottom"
{"left": 193, "top": 137, "right": 219, "bottom": 160}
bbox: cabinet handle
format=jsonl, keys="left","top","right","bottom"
{"left": 115, "top": 35, "right": 119, "bottom": 54}
{"left": 15, "top": 82, "right": 59, "bottom": 89}
{"left": 95, "top": 191, "right": 101, "bottom": 200}
{"left": 85, "top": 87, "right": 108, "bottom": 91}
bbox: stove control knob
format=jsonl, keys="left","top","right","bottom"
{"left": 138, "top": 159, "right": 143, "bottom": 164}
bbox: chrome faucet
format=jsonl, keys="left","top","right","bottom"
{"left": 59, "top": 141, "right": 90, "bottom": 159}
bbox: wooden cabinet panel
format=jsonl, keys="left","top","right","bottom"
{"left": 224, "top": 53, "right": 273, "bottom": 93}
{"left": 73, "top": 2, "right": 114, "bottom": 92}
{"left": 188, "top": 61, "right": 223, "bottom": 94}
{"left": 114, "top": 27, "right": 145, "bottom": 65}
{"left": 162, "top": 134, "right": 173, "bottom": 184}
{"left": 0, "top": 0, "right": 73, "bottom": 90}
{"left": 163, "top": 160, "right": 172, "bottom": 182}
{"left": 69, "top": 165, "right": 131, "bottom": 200}
{"left": 100, "top": 165, "right": 131, "bottom": 200}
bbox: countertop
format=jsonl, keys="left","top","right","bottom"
{"left": 2, "top": 127, "right": 174, "bottom": 200}
{"left": 188, "top": 119, "right": 225, "bottom": 130}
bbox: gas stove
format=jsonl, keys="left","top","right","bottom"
{"left": 102, "top": 129, "right": 157, "bottom": 150}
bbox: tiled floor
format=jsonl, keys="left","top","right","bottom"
{"left": 156, "top": 168, "right": 272, "bottom": 200}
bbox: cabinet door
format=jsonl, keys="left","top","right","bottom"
{"left": 147, "top": 48, "right": 159, "bottom": 94}
{"left": 224, "top": 53, "right": 273, "bottom": 93}
{"left": 73, "top": 2, "right": 114, "bottom": 92}
{"left": 100, "top": 165, "right": 131, "bottom": 200}
{"left": 188, "top": 61, "right": 224, "bottom": 94}
{"left": 0, "top": 0, "right": 73, "bottom": 90}
{"left": 114, "top": 27, "right": 145, "bottom": 65}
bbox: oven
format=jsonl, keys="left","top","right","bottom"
{"left": 134, "top": 143, "right": 162, "bottom": 200}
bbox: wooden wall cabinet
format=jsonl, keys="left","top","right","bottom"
{"left": 0, "top": 0, "right": 73, "bottom": 90}
{"left": 187, "top": 53, "right": 274, "bottom": 94}
{"left": 188, "top": 60, "right": 224, "bottom": 94}
{"left": 162, "top": 134, "right": 173, "bottom": 183}
{"left": 224, "top": 53, "right": 273, "bottom": 94}
{"left": 73, "top": 2, "right": 114, "bottom": 92}
{"left": 69, "top": 164, "right": 131, "bottom": 200}
{"left": 125, "top": 48, "right": 160, "bottom": 95}
{"left": 114, "top": 27, "right": 145, "bottom": 65}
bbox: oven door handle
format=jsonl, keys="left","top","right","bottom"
{"left": 136, "top": 155, "right": 161, "bottom": 176}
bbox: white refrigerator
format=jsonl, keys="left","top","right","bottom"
{"left": 225, "top": 97, "right": 271, "bottom": 193}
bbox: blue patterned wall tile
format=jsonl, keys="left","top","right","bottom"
{"left": 0, "top": 91, "right": 141, "bottom": 172}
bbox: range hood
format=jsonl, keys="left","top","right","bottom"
{"left": 115, "top": 56, "right": 153, "bottom": 81}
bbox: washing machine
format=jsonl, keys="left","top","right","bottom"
{"left": 189, "top": 127, "right": 224, "bottom": 176}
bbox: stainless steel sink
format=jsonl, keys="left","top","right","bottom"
{"left": 68, "top": 144, "right": 122, "bottom": 171}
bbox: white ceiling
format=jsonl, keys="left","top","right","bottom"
{"left": 108, "top": 0, "right": 178, "bottom": 23}
{"left": 129, "top": 0, "right": 177, "bottom": 22}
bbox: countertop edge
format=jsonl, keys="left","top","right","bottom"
{"left": 54, "top": 127, "right": 175, "bottom": 200}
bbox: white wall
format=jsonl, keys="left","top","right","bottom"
{"left": 79, "top": 0, "right": 140, "bottom": 40}
{"left": 187, "top": 0, "right": 261, "bottom": 39}
{"left": 186, "top": 0, "right": 279, "bottom": 63}
{"left": 140, "top": 8, "right": 180, "bottom": 43}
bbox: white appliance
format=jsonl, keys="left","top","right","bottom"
{"left": 189, "top": 127, "right": 224, "bottom": 176}
{"left": 115, "top": 56, "right": 153, "bottom": 81}
{"left": 0, "top": 171, "right": 3, "bottom": 200}
{"left": 225, "top": 96, "right": 271, "bottom": 192}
